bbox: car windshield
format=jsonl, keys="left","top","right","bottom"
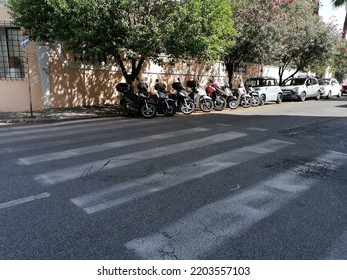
{"left": 318, "top": 79, "right": 329, "bottom": 86}
{"left": 284, "top": 78, "right": 306, "bottom": 86}
{"left": 245, "top": 79, "right": 263, "bottom": 87}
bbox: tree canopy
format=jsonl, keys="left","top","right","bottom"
{"left": 332, "top": 0, "right": 347, "bottom": 38}
{"left": 8, "top": 0, "right": 236, "bottom": 84}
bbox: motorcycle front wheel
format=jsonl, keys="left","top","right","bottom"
{"left": 240, "top": 96, "right": 251, "bottom": 108}
{"left": 200, "top": 99, "right": 213, "bottom": 112}
{"left": 141, "top": 103, "right": 157, "bottom": 118}
{"left": 251, "top": 95, "right": 260, "bottom": 107}
{"left": 180, "top": 100, "right": 195, "bottom": 115}
{"left": 163, "top": 102, "right": 176, "bottom": 117}
{"left": 213, "top": 96, "right": 227, "bottom": 111}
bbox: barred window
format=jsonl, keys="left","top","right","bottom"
{"left": 0, "top": 22, "right": 27, "bottom": 80}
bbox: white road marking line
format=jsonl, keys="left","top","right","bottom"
{"left": 246, "top": 127, "right": 268, "bottom": 132}
{"left": 17, "top": 127, "right": 210, "bottom": 165}
{"left": 124, "top": 150, "right": 347, "bottom": 259}
{"left": 0, "top": 119, "right": 160, "bottom": 144}
{"left": 0, "top": 193, "right": 51, "bottom": 210}
{"left": 4, "top": 139, "right": 75, "bottom": 153}
{"left": 35, "top": 132, "right": 247, "bottom": 186}
{"left": 71, "top": 139, "right": 293, "bottom": 214}
{"left": 0, "top": 118, "right": 128, "bottom": 136}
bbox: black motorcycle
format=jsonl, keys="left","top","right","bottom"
{"left": 154, "top": 80, "right": 177, "bottom": 117}
{"left": 171, "top": 79, "right": 195, "bottom": 115}
{"left": 117, "top": 82, "right": 157, "bottom": 118}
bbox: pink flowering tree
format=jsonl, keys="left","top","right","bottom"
{"left": 270, "top": 0, "right": 336, "bottom": 84}
{"left": 223, "top": 0, "right": 278, "bottom": 84}
{"left": 224, "top": 0, "right": 336, "bottom": 85}
{"left": 330, "top": 38, "right": 347, "bottom": 74}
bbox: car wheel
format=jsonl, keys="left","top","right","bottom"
{"left": 327, "top": 91, "right": 331, "bottom": 99}
{"left": 276, "top": 93, "right": 282, "bottom": 104}
{"left": 300, "top": 92, "right": 306, "bottom": 101}
{"left": 337, "top": 91, "right": 342, "bottom": 98}
{"left": 260, "top": 95, "right": 266, "bottom": 106}
{"left": 315, "top": 91, "right": 321, "bottom": 100}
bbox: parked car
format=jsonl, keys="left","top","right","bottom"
{"left": 280, "top": 76, "right": 321, "bottom": 101}
{"left": 244, "top": 76, "right": 283, "bottom": 105}
{"left": 318, "top": 78, "right": 341, "bottom": 99}
{"left": 341, "top": 82, "right": 347, "bottom": 95}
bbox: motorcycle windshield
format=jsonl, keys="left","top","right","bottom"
{"left": 196, "top": 86, "right": 206, "bottom": 95}
{"left": 179, "top": 90, "right": 188, "bottom": 96}
{"left": 159, "top": 92, "right": 168, "bottom": 99}
{"left": 224, "top": 87, "right": 233, "bottom": 95}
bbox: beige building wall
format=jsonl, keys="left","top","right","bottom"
{"left": 48, "top": 44, "right": 228, "bottom": 109}
{"left": 0, "top": 6, "right": 44, "bottom": 112}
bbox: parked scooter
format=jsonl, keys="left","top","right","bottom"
{"left": 205, "top": 80, "right": 228, "bottom": 111}
{"left": 186, "top": 80, "right": 214, "bottom": 112}
{"left": 238, "top": 85, "right": 260, "bottom": 108}
{"left": 117, "top": 82, "right": 157, "bottom": 118}
{"left": 154, "top": 79, "right": 176, "bottom": 117}
{"left": 171, "top": 79, "right": 195, "bottom": 115}
{"left": 222, "top": 85, "right": 239, "bottom": 109}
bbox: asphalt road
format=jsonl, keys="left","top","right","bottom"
{"left": 0, "top": 97, "right": 346, "bottom": 260}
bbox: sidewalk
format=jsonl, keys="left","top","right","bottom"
{"left": 0, "top": 105, "right": 124, "bottom": 124}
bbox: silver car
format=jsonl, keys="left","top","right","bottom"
{"left": 318, "top": 78, "right": 342, "bottom": 99}
{"left": 281, "top": 76, "right": 321, "bottom": 101}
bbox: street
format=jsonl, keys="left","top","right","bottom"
{"left": 0, "top": 97, "right": 346, "bottom": 260}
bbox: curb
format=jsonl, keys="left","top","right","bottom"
{"left": 0, "top": 114, "right": 123, "bottom": 124}
{"left": 0, "top": 106, "right": 124, "bottom": 125}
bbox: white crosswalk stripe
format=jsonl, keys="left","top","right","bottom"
{"left": 34, "top": 131, "right": 247, "bottom": 186}
{"left": 71, "top": 139, "right": 293, "bottom": 214}
{"left": 0, "top": 118, "right": 127, "bottom": 137}
{"left": 0, "top": 118, "right": 160, "bottom": 144}
{"left": 17, "top": 127, "right": 209, "bottom": 165}
{"left": 124, "top": 150, "right": 347, "bottom": 259}
{"left": 0, "top": 193, "right": 51, "bottom": 210}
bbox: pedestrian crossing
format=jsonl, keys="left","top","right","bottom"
{"left": 1, "top": 119, "right": 346, "bottom": 259}
{"left": 125, "top": 150, "right": 347, "bottom": 259}
{"left": 71, "top": 139, "right": 292, "bottom": 214}
{"left": 17, "top": 127, "right": 210, "bottom": 165}
{"left": 33, "top": 131, "right": 247, "bottom": 186}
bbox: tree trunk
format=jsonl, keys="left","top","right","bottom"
{"left": 224, "top": 61, "right": 235, "bottom": 86}
{"left": 115, "top": 55, "right": 146, "bottom": 85}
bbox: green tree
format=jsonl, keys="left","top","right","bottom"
{"left": 8, "top": 0, "right": 236, "bottom": 84}
{"left": 332, "top": 0, "right": 347, "bottom": 38}
{"left": 165, "top": 0, "right": 235, "bottom": 63}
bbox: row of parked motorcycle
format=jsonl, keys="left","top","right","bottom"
{"left": 117, "top": 78, "right": 263, "bottom": 118}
